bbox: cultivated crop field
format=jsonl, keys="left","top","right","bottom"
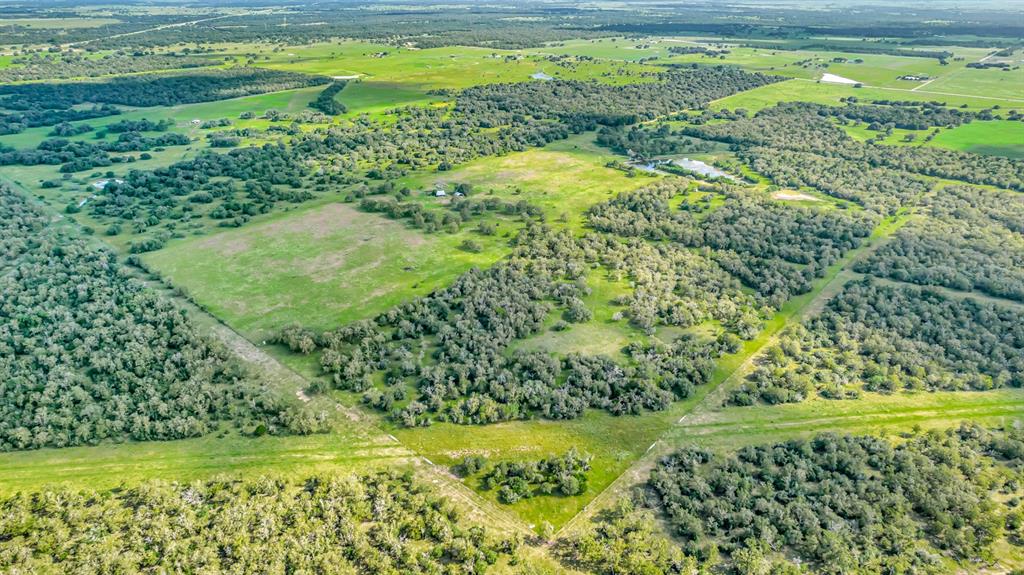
{"left": 1, "top": 2, "right": 1023, "bottom": 573}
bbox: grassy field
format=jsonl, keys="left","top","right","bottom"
{"left": 399, "top": 132, "right": 651, "bottom": 231}
{"left": 0, "top": 427, "right": 406, "bottom": 496}
{"left": 139, "top": 131, "right": 645, "bottom": 343}
{"left": 143, "top": 200, "right": 505, "bottom": 341}
{"left": 930, "top": 119, "right": 1024, "bottom": 158}
{"left": 841, "top": 118, "right": 1024, "bottom": 159}
{"left": 924, "top": 65, "right": 1024, "bottom": 100}
{"left": 339, "top": 80, "right": 442, "bottom": 117}
{"left": 0, "top": 85, "right": 323, "bottom": 151}
{"left": 712, "top": 77, "right": 1024, "bottom": 112}
{"left": 671, "top": 387, "right": 1024, "bottom": 450}
{"left": 255, "top": 40, "right": 657, "bottom": 90}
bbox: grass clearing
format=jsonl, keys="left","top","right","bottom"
{"left": 672, "top": 388, "right": 1024, "bottom": 451}
{"left": 0, "top": 429, "right": 406, "bottom": 496}
{"left": 257, "top": 40, "right": 656, "bottom": 90}
{"left": 930, "top": 119, "right": 1024, "bottom": 158}
{"left": 400, "top": 132, "right": 651, "bottom": 232}
{"left": 143, "top": 201, "right": 504, "bottom": 341}
{"left": 925, "top": 65, "right": 1024, "bottom": 101}
{"left": 713, "top": 78, "right": 1024, "bottom": 113}
{"left": 340, "top": 81, "right": 440, "bottom": 117}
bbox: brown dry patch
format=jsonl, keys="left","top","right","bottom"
{"left": 259, "top": 202, "right": 362, "bottom": 239}
{"left": 195, "top": 235, "right": 252, "bottom": 256}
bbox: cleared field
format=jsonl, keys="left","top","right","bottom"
{"left": 924, "top": 65, "right": 1024, "bottom": 100}
{"left": 400, "top": 132, "right": 651, "bottom": 231}
{"left": 143, "top": 201, "right": 504, "bottom": 341}
{"left": 339, "top": 80, "right": 442, "bottom": 117}
{"left": 392, "top": 397, "right": 695, "bottom": 531}
{"left": 257, "top": 40, "right": 657, "bottom": 90}
{"left": 0, "top": 428, "right": 406, "bottom": 496}
{"left": 671, "top": 388, "right": 1024, "bottom": 451}
{"left": 713, "top": 77, "right": 1024, "bottom": 112}
{"left": 841, "top": 119, "right": 1024, "bottom": 159}
{"left": 930, "top": 119, "right": 1024, "bottom": 158}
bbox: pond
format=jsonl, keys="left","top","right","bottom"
{"left": 672, "top": 157, "right": 738, "bottom": 180}
{"left": 530, "top": 71, "right": 554, "bottom": 80}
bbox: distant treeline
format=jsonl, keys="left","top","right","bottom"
{"left": 0, "top": 67, "right": 327, "bottom": 110}
{"left": 738, "top": 41, "right": 953, "bottom": 61}
{"left": 593, "top": 22, "right": 1024, "bottom": 41}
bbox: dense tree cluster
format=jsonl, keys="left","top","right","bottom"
{"left": 827, "top": 99, "right": 983, "bottom": 129}
{"left": 0, "top": 186, "right": 305, "bottom": 451}
{"left": 645, "top": 425, "right": 1023, "bottom": 572}
{"left": 581, "top": 233, "right": 763, "bottom": 336}
{"left": 668, "top": 45, "right": 730, "bottom": 57}
{"left": 0, "top": 52, "right": 216, "bottom": 82}
{"left": 857, "top": 190, "right": 1024, "bottom": 302}
{"left": 0, "top": 132, "right": 191, "bottom": 173}
{"left": 0, "top": 470, "right": 516, "bottom": 574}
{"left": 87, "top": 142, "right": 323, "bottom": 249}
{"left": 595, "top": 123, "right": 718, "bottom": 158}
{"left": 730, "top": 279, "right": 1024, "bottom": 405}
{"left": 478, "top": 448, "right": 592, "bottom": 503}
{"left": 452, "top": 67, "right": 780, "bottom": 132}
{"left": 309, "top": 80, "right": 349, "bottom": 115}
{"left": 104, "top": 118, "right": 174, "bottom": 133}
{"left": 737, "top": 147, "right": 931, "bottom": 214}
{"left": 0, "top": 104, "right": 120, "bottom": 136}
{"left": 48, "top": 121, "right": 93, "bottom": 137}
{"left": 588, "top": 179, "right": 874, "bottom": 305}
{"left": 0, "top": 67, "right": 326, "bottom": 110}
{"left": 0, "top": 188, "right": 51, "bottom": 264}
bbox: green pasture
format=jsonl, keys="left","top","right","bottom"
{"left": 712, "top": 78, "right": 1024, "bottom": 113}
{"left": 143, "top": 200, "right": 505, "bottom": 341}
{"left": 528, "top": 37, "right": 668, "bottom": 61}
{"left": 841, "top": 119, "right": 1024, "bottom": 159}
{"left": 393, "top": 405, "right": 687, "bottom": 531}
{"left": 400, "top": 132, "right": 651, "bottom": 231}
{"left": 929, "top": 119, "right": 1024, "bottom": 158}
{"left": 255, "top": 40, "right": 655, "bottom": 90}
{"left": 340, "top": 81, "right": 442, "bottom": 117}
{"left": 670, "top": 387, "right": 1024, "bottom": 451}
{"left": 924, "top": 64, "right": 1024, "bottom": 101}
{"left": 0, "top": 421, "right": 403, "bottom": 497}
